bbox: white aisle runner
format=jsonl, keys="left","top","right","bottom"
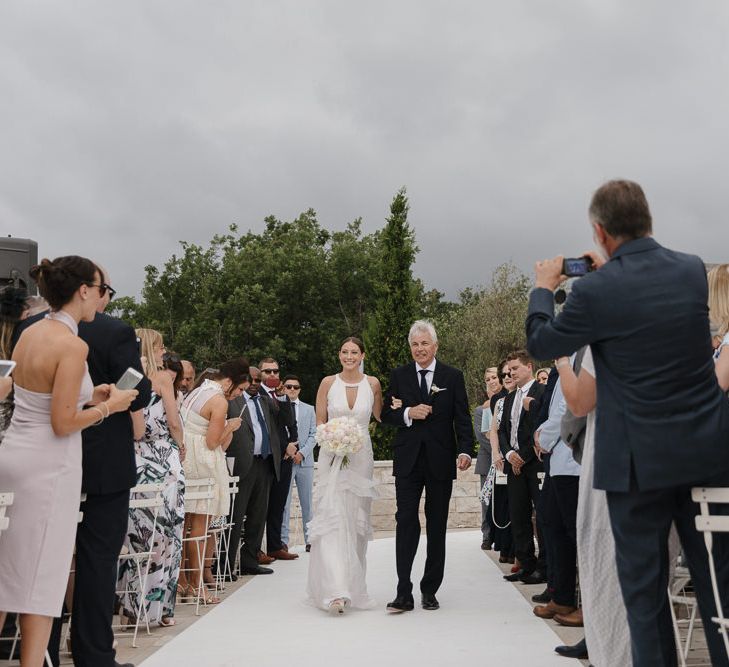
{"left": 141, "top": 531, "right": 566, "bottom": 667}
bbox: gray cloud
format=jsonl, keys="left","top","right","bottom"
{"left": 2, "top": 1, "right": 728, "bottom": 299}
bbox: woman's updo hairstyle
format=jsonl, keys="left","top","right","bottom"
{"left": 29, "top": 256, "right": 101, "bottom": 311}
{"left": 340, "top": 336, "right": 365, "bottom": 353}
{"left": 219, "top": 357, "right": 250, "bottom": 386}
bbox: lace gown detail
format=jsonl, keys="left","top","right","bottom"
{"left": 306, "top": 375, "right": 377, "bottom": 610}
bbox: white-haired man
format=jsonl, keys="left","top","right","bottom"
{"left": 381, "top": 320, "right": 473, "bottom": 612}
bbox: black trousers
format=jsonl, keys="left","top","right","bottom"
{"left": 266, "top": 457, "right": 293, "bottom": 552}
{"left": 547, "top": 475, "right": 579, "bottom": 606}
{"left": 71, "top": 490, "right": 129, "bottom": 667}
{"left": 506, "top": 458, "right": 542, "bottom": 573}
{"left": 536, "top": 455, "right": 553, "bottom": 583}
{"left": 226, "top": 456, "right": 274, "bottom": 572}
{"left": 395, "top": 447, "right": 453, "bottom": 598}
{"left": 607, "top": 468, "right": 729, "bottom": 667}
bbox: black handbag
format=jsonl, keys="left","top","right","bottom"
{"left": 560, "top": 347, "right": 588, "bottom": 465}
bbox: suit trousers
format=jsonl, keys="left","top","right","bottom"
{"left": 395, "top": 446, "right": 453, "bottom": 598}
{"left": 281, "top": 464, "right": 314, "bottom": 546}
{"left": 537, "top": 456, "right": 554, "bottom": 587}
{"left": 607, "top": 468, "right": 729, "bottom": 667}
{"left": 266, "top": 458, "right": 293, "bottom": 551}
{"left": 225, "top": 456, "right": 273, "bottom": 573}
{"left": 547, "top": 475, "right": 579, "bottom": 606}
{"left": 71, "top": 490, "right": 129, "bottom": 667}
{"left": 506, "top": 458, "right": 542, "bottom": 573}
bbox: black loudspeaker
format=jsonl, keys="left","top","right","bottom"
{"left": 0, "top": 237, "right": 38, "bottom": 293}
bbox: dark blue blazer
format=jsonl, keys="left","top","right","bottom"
{"left": 526, "top": 237, "right": 729, "bottom": 493}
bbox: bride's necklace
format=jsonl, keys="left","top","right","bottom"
{"left": 339, "top": 372, "right": 364, "bottom": 388}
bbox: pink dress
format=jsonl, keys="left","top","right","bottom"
{"left": 0, "top": 311, "right": 93, "bottom": 616}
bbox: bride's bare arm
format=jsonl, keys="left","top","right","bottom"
{"left": 316, "top": 376, "right": 334, "bottom": 425}
{"left": 368, "top": 376, "right": 383, "bottom": 422}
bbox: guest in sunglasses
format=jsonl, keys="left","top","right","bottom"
{"left": 488, "top": 360, "right": 515, "bottom": 564}
{"left": 281, "top": 376, "right": 317, "bottom": 552}
{"left": 118, "top": 333, "right": 186, "bottom": 627}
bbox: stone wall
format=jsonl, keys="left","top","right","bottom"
{"left": 286, "top": 459, "right": 486, "bottom": 545}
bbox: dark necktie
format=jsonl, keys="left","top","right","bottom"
{"left": 252, "top": 395, "right": 271, "bottom": 458}
{"left": 419, "top": 369, "right": 429, "bottom": 403}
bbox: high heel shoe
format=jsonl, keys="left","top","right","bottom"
{"left": 328, "top": 598, "right": 346, "bottom": 615}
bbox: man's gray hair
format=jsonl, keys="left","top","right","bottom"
{"left": 408, "top": 319, "right": 438, "bottom": 344}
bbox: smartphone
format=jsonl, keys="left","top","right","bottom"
{"left": 0, "top": 360, "right": 16, "bottom": 378}
{"left": 562, "top": 256, "right": 594, "bottom": 277}
{"left": 116, "top": 367, "right": 144, "bottom": 391}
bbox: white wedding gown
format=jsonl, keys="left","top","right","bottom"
{"left": 306, "top": 374, "right": 377, "bottom": 610}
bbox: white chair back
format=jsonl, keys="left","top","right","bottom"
{"left": 692, "top": 486, "right": 729, "bottom": 661}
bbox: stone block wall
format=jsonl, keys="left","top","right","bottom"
{"left": 286, "top": 459, "right": 485, "bottom": 545}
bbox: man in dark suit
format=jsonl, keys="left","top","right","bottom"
{"left": 381, "top": 320, "right": 473, "bottom": 612}
{"left": 259, "top": 357, "right": 299, "bottom": 561}
{"left": 526, "top": 179, "right": 729, "bottom": 667}
{"left": 497, "top": 350, "right": 546, "bottom": 583}
{"left": 224, "top": 367, "right": 283, "bottom": 576}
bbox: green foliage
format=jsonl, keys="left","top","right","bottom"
{"left": 364, "top": 188, "right": 421, "bottom": 459}
{"left": 436, "top": 263, "right": 532, "bottom": 404}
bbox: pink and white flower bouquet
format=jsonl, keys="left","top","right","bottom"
{"left": 316, "top": 416, "right": 364, "bottom": 468}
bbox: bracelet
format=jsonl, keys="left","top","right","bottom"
{"left": 99, "top": 401, "right": 110, "bottom": 418}
{"left": 89, "top": 406, "right": 106, "bottom": 426}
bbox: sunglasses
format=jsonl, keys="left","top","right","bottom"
{"left": 85, "top": 282, "right": 117, "bottom": 300}
{"left": 261, "top": 368, "right": 280, "bottom": 374}
{"left": 502, "top": 372, "right": 512, "bottom": 378}
{"left": 284, "top": 384, "right": 300, "bottom": 390}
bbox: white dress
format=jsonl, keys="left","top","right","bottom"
{"left": 306, "top": 375, "right": 377, "bottom": 610}
{"left": 576, "top": 347, "right": 632, "bottom": 667}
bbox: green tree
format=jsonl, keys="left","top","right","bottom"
{"left": 364, "top": 188, "right": 420, "bottom": 459}
{"left": 436, "top": 262, "right": 532, "bottom": 404}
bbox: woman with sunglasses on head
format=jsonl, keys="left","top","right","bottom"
{"left": 118, "top": 331, "right": 187, "bottom": 627}
{"left": 488, "top": 360, "right": 516, "bottom": 564}
{"left": 0, "top": 256, "right": 137, "bottom": 667}
{"left": 180, "top": 360, "right": 249, "bottom": 603}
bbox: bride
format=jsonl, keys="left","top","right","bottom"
{"left": 306, "top": 337, "right": 383, "bottom": 614}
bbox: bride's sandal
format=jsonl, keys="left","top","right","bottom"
{"left": 328, "top": 598, "right": 346, "bottom": 616}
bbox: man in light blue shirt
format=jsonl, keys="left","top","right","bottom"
{"left": 532, "top": 375, "right": 581, "bottom": 620}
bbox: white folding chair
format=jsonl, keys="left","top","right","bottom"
{"left": 214, "top": 476, "right": 240, "bottom": 589}
{"left": 179, "top": 478, "right": 215, "bottom": 615}
{"left": 114, "top": 482, "right": 165, "bottom": 648}
{"left": 668, "top": 563, "right": 709, "bottom": 667}
{"left": 693, "top": 486, "right": 729, "bottom": 663}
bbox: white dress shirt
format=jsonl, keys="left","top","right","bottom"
{"left": 403, "top": 358, "right": 437, "bottom": 426}
{"left": 244, "top": 392, "right": 264, "bottom": 455}
{"left": 506, "top": 378, "right": 535, "bottom": 463}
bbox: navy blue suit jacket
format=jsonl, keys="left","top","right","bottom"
{"left": 526, "top": 237, "right": 729, "bottom": 492}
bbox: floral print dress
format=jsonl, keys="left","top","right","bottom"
{"left": 118, "top": 393, "right": 185, "bottom": 621}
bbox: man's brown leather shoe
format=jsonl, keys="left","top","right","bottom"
{"left": 554, "top": 608, "right": 584, "bottom": 627}
{"left": 268, "top": 549, "right": 299, "bottom": 560}
{"left": 533, "top": 601, "right": 576, "bottom": 619}
{"left": 257, "top": 551, "right": 275, "bottom": 565}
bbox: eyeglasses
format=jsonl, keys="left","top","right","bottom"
{"left": 284, "top": 384, "right": 300, "bottom": 390}
{"left": 261, "top": 368, "right": 280, "bottom": 374}
{"left": 502, "top": 372, "right": 512, "bottom": 378}
{"left": 85, "top": 282, "right": 117, "bottom": 300}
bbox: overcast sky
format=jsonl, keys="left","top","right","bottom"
{"left": 2, "top": 1, "right": 728, "bottom": 300}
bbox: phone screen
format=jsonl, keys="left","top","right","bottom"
{"left": 563, "top": 258, "right": 589, "bottom": 277}
{"left": 0, "top": 360, "right": 16, "bottom": 378}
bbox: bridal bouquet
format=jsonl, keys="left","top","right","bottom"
{"left": 316, "top": 416, "right": 364, "bottom": 469}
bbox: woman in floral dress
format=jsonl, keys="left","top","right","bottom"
{"left": 118, "top": 330, "right": 186, "bottom": 626}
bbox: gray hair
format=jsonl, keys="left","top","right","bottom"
{"left": 408, "top": 319, "right": 438, "bottom": 344}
